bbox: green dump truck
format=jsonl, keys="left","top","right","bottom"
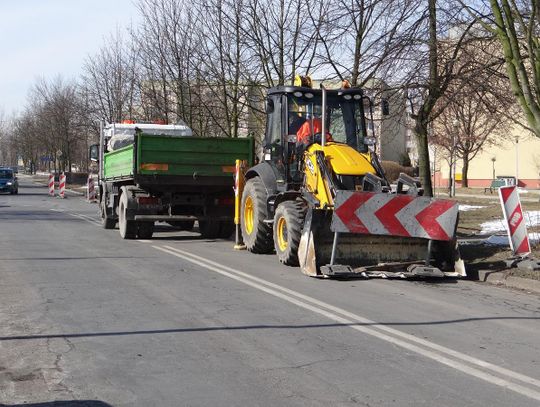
{"left": 90, "top": 122, "right": 254, "bottom": 239}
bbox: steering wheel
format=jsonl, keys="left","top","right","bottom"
{"left": 311, "top": 132, "right": 323, "bottom": 145}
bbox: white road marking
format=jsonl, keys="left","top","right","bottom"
{"left": 68, "top": 213, "right": 101, "bottom": 226}
{"left": 153, "top": 244, "right": 540, "bottom": 402}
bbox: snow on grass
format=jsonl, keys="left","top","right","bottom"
{"left": 480, "top": 210, "right": 540, "bottom": 234}
{"left": 459, "top": 204, "right": 485, "bottom": 212}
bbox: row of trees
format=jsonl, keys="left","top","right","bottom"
{"left": 1, "top": 0, "right": 538, "bottom": 194}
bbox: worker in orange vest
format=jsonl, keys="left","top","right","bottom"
{"left": 296, "top": 117, "right": 332, "bottom": 144}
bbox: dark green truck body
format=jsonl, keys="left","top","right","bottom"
{"left": 99, "top": 132, "right": 254, "bottom": 239}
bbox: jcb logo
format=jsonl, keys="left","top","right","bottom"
{"left": 510, "top": 212, "right": 522, "bottom": 227}
{"left": 306, "top": 159, "right": 316, "bottom": 175}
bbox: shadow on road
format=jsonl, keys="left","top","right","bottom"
{"left": 0, "top": 402, "right": 112, "bottom": 407}
{"left": 1, "top": 317, "right": 538, "bottom": 343}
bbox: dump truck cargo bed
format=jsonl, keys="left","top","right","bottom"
{"left": 103, "top": 134, "right": 253, "bottom": 182}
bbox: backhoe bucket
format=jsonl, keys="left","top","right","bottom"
{"left": 298, "top": 191, "right": 465, "bottom": 278}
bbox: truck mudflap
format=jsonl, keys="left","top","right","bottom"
{"left": 298, "top": 190, "right": 465, "bottom": 279}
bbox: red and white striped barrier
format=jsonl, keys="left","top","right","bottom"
{"left": 87, "top": 174, "right": 97, "bottom": 202}
{"left": 48, "top": 174, "right": 55, "bottom": 197}
{"left": 498, "top": 186, "right": 530, "bottom": 255}
{"left": 59, "top": 173, "right": 66, "bottom": 199}
{"left": 332, "top": 190, "right": 458, "bottom": 241}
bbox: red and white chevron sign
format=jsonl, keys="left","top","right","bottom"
{"left": 332, "top": 191, "right": 458, "bottom": 241}
{"left": 498, "top": 186, "right": 530, "bottom": 255}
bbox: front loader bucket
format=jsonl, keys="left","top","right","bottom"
{"left": 298, "top": 191, "right": 465, "bottom": 278}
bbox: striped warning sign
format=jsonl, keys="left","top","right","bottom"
{"left": 48, "top": 174, "right": 55, "bottom": 197}
{"left": 498, "top": 186, "right": 530, "bottom": 255}
{"left": 332, "top": 190, "right": 458, "bottom": 241}
{"left": 59, "top": 173, "right": 66, "bottom": 199}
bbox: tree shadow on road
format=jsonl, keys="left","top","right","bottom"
{"left": 1, "top": 402, "right": 112, "bottom": 407}
{"left": 1, "top": 316, "right": 538, "bottom": 343}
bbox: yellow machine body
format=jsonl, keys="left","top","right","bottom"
{"left": 303, "top": 142, "right": 377, "bottom": 209}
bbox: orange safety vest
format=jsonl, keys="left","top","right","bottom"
{"left": 296, "top": 118, "right": 332, "bottom": 143}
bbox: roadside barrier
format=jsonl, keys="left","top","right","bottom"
{"left": 59, "top": 173, "right": 66, "bottom": 199}
{"left": 48, "top": 174, "right": 55, "bottom": 197}
{"left": 87, "top": 174, "right": 97, "bottom": 202}
{"left": 498, "top": 185, "right": 530, "bottom": 255}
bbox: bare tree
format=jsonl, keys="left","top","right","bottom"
{"left": 433, "top": 82, "right": 512, "bottom": 187}
{"left": 136, "top": 0, "right": 202, "bottom": 130}
{"left": 404, "top": 0, "right": 486, "bottom": 196}
{"left": 314, "top": 0, "right": 421, "bottom": 87}
{"left": 81, "top": 29, "right": 140, "bottom": 124}
{"left": 461, "top": 0, "right": 540, "bottom": 137}
{"left": 242, "top": 0, "right": 321, "bottom": 86}
{"left": 29, "top": 77, "right": 86, "bottom": 172}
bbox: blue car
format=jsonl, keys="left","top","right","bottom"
{"left": 0, "top": 168, "right": 18, "bottom": 194}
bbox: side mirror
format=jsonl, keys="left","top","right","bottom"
{"left": 266, "top": 99, "right": 274, "bottom": 114}
{"left": 89, "top": 144, "right": 99, "bottom": 162}
{"left": 381, "top": 99, "right": 390, "bottom": 116}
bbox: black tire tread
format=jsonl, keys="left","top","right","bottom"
{"left": 199, "top": 220, "right": 221, "bottom": 239}
{"left": 241, "top": 177, "right": 273, "bottom": 253}
{"left": 137, "top": 222, "right": 154, "bottom": 239}
{"left": 273, "top": 200, "right": 306, "bottom": 266}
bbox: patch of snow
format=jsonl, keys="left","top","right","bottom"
{"left": 480, "top": 210, "right": 540, "bottom": 234}
{"left": 459, "top": 204, "right": 485, "bottom": 212}
{"left": 480, "top": 219, "right": 506, "bottom": 234}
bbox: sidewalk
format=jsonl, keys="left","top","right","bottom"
{"left": 435, "top": 189, "right": 540, "bottom": 203}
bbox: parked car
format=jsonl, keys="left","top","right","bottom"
{"left": 0, "top": 168, "right": 18, "bottom": 194}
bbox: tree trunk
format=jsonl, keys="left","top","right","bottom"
{"left": 415, "top": 119, "right": 433, "bottom": 196}
{"left": 462, "top": 152, "right": 469, "bottom": 188}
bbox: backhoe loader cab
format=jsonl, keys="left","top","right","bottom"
{"left": 263, "top": 86, "right": 375, "bottom": 181}
{"left": 241, "top": 85, "right": 464, "bottom": 279}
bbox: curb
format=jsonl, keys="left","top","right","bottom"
{"left": 478, "top": 270, "right": 540, "bottom": 294}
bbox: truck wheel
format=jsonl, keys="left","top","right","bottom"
{"left": 273, "top": 201, "right": 305, "bottom": 266}
{"left": 100, "top": 192, "right": 116, "bottom": 229}
{"left": 168, "top": 220, "right": 195, "bottom": 231}
{"left": 137, "top": 222, "right": 154, "bottom": 239}
{"left": 219, "top": 221, "right": 234, "bottom": 239}
{"left": 241, "top": 177, "right": 273, "bottom": 253}
{"left": 118, "top": 190, "right": 137, "bottom": 239}
{"left": 199, "top": 220, "right": 221, "bottom": 238}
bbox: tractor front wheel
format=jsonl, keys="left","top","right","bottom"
{"left": 241, "top": 177, "right": 273, "bottom": 253}
{"left": 273, "top": 201, "right": 305, "bottom": 266}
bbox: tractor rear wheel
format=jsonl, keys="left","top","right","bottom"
{"left": 241, "top": 177, "right": 273, "bottom": 253}
{"left": 273, "top": 201, "right": 306, "bottom": 266}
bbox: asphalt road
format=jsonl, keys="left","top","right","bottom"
{"left": 0, "top": 176, "right": 539, "bottom": 407}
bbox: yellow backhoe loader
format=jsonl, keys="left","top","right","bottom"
{"left": 240, "top": 80, "right": 465, "bottom": 278}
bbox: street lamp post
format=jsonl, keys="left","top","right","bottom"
{"left": 451, "top": 120, "right": 458, "bottom": 197}
{"left": 515, "top": 137, "right": 519, "bottom": 186}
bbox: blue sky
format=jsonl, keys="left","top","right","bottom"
{"left": 1, "top": 0, "right": 140, "bottom": 114}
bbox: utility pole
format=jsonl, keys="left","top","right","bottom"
{"left": 450, "top": 120, "right": 458, "bottom": 197}
{"left": 515, "top": 137, "right": 519, "bottom": 186}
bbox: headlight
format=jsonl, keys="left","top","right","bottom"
{"left": 6, "top": 182, "right": 12, "bottom": 186}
